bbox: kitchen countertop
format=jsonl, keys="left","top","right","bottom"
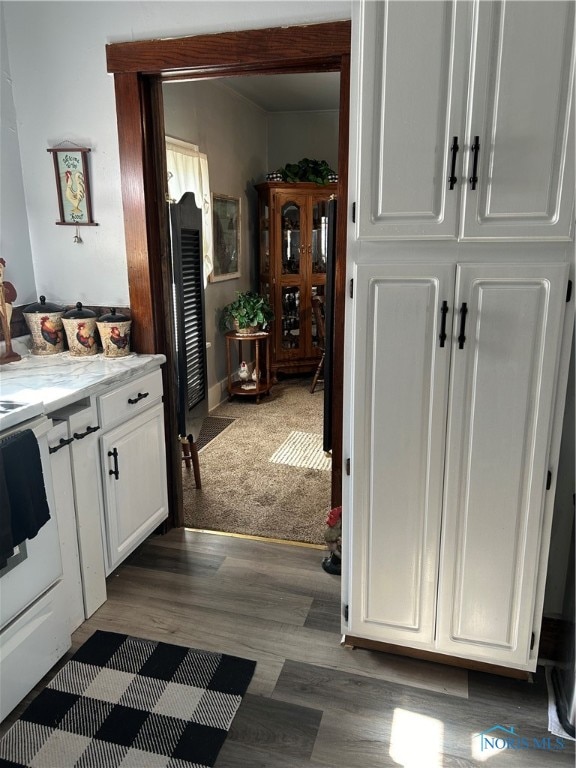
{"left": 0, "top": 341, "right": 166, "bottom": 430}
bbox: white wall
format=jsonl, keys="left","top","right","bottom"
{"left": 163, "top": 79, "right": 268, "bottom": 386}
{"left": 0, "top": 4, "right": 35, "bottom": 304}
{"left": 268, "top": 110, "right": 340, "bottom": 172}
{"left": 1, "top": 0, "right": 351, "bottom": 307}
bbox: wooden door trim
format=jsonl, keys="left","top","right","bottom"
{"left": 107, "top": 21, "right": 350, "bottom": 526}
{"left": 106, "top": 21, "right": 350, "bottom": 74}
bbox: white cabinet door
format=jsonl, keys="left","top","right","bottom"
{"left": 436, "top": 263, "right": 569, "bottom": 666}
{"left": 100, "top": 402, "right": 168, "bottom": 573}
{"left": 355, "top": 0, "right": 470, "bottom": 239}
{"left": 460, "top": 1, "right": 575, "bottom": 240}
{"left": 63, "top": 403, "right": 107, "bottom": 618}
{"left": 348, "top": 263, "right": 455, "bottom": 646}
{"left": 47, "top": 420, "right": 84, "bottom": 632}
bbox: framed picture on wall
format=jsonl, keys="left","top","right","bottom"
{"left": 47, "top": 146, "right": 97, "bottom": 226}
{"left": 210, "top": 194, "right": 240, "bottom": 282}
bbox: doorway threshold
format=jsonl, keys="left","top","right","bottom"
{"left": 184, "top": 527, "right": 325, "bottom": 549}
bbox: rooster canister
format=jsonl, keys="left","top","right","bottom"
{"left": 97, "top": 308, "right": 131, "bottom": 358}
{"left": 23, "top": 295, "right": 65, "bottom": 355}
{"left": 62, "top": 302, "right": 98, "bottom": 356}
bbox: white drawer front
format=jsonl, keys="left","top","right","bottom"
{"left": 98, "top": 369, "right": 163, "bottom": 428}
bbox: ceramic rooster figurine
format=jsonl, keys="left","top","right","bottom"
{"left": 251, "top": 367, "right": 261, "bottom": 382}
{"left": 238, "top": 361, "right": 250, "bottom": 381}
{"left": 0, "top": 257, "right": 21, "bottom": 363}
{"left": 322, "top": 506, "right": 342, "bottom": 575}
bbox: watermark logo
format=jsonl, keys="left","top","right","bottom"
{"left": 477, "top": 724, "right": 565, "bottom": 753}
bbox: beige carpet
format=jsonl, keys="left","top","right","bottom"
{"left": 182, "top": 377, "right": 331, "bottom": 544}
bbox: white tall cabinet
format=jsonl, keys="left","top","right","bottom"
{"left": 344, "top": 0, "right": 575, "bottom": 673}
{"left": 347, "top": 262, "right": 569, "bottom": 669}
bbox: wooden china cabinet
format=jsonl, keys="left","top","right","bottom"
{"left": 255, "top": 181, "right": 337, "bottom": 379}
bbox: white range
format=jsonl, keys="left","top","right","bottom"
{"left": 0, "top": 347, "right": 167, "bottom": 723}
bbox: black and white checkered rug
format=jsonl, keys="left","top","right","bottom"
{"left": 0, "top": 630, "right": 256, "bottom": 767}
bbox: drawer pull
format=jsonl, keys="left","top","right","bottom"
{"left": 108, "top": 448, "right": 119, "bottom": 479}
{"left": 73, "top": 425, "right": 100, "bottom": 440}
{"left": 128, "top": 391, "right": 149, "bottom": 405}
{"left": 49, "top": 436, "right": 74, "bottom": 454}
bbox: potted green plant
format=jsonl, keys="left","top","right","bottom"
{"left": 219, "top": 291, "right": 274, "bottom": 334}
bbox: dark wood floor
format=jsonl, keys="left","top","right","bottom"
{"left": 1, "top": 528, "right": 574, "bottom": 766}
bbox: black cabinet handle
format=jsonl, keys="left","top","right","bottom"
{"left": 458, "top": 303, "right": 468, "bottom": 349}
{"left": 439, "top": 301, "right": 449, "bottom": 347}
{"left": 49, "top": 436, "right": 74, "bottom": 454}
{"left": 73, "top": 425, "right": 100, "bottom": 440}
{"left": 448, "top": 136, "right": 459, "bottom": 190}
{"left": 128, "top": 391, "right": 149, "bottom": 404}
{"left": 469, "top": 136, "right": 480, "bottom": 190}
{"left": 108, "top": 448, "right": 119, "bottom": 480}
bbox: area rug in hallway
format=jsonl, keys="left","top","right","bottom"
{"left": 0, "top": 630, "right": 256, "bottom": 768}
{"left": 182, "top": 378, "right": 331, "bottom": 544}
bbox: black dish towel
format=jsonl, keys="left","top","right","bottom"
{"left": 0, "top": 429, "right": 51, "bottom": 568}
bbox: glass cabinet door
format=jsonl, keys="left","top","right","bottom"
{"left": 310, "top": 285, "right": 326, "bottom": 351}
{"left": 260, "top": 199, "right": 270, "bottom": 274}
{"left": 311, "top": 199, "right": 330, "bottom": 275}
{"left": 281, "top": 201, "right": 302, "bottom": 275}
{"left": 281, "top": 286, "right": 301, "bottom": 351}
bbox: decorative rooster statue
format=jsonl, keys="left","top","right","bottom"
{"left": 238, "top": 361, "right": 250, "bottom": 381}
{"left": 65, "top": 170, "right": 85, "bottom": 214}
{"left": 0, "top": 257, "right": 20, "bottom": 363}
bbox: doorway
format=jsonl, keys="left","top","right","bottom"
{"left": 105, "top": 21, "right": 350, "bottom": 528}
{"left": 164, "top": 72, "right": 338, "bottom": 542}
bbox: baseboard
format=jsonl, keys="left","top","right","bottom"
{"left": 343, "top": 635, "right": 531, "bottom": 679}
{"left": 208, "top": 378, "right": 229, "bottom": 411}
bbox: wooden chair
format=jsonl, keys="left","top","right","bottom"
{"left": 181, "top": 434, "right": 201, "bottom": 488}
{"left": 310, "top": 295, "right": 326, "bottom": 394}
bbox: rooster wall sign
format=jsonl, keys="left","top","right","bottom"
{"left": 47, "top": 146, "right": 98, "bottom": 228}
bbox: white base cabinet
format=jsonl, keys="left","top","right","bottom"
{"left": 50, "top": 366, "right": 169, "bottom": 617}
{"left": 100, "top": 402, "right": 168, "bottom": 573}
{"left": 347, "top": 261, "right": 570, "bottom": 671}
